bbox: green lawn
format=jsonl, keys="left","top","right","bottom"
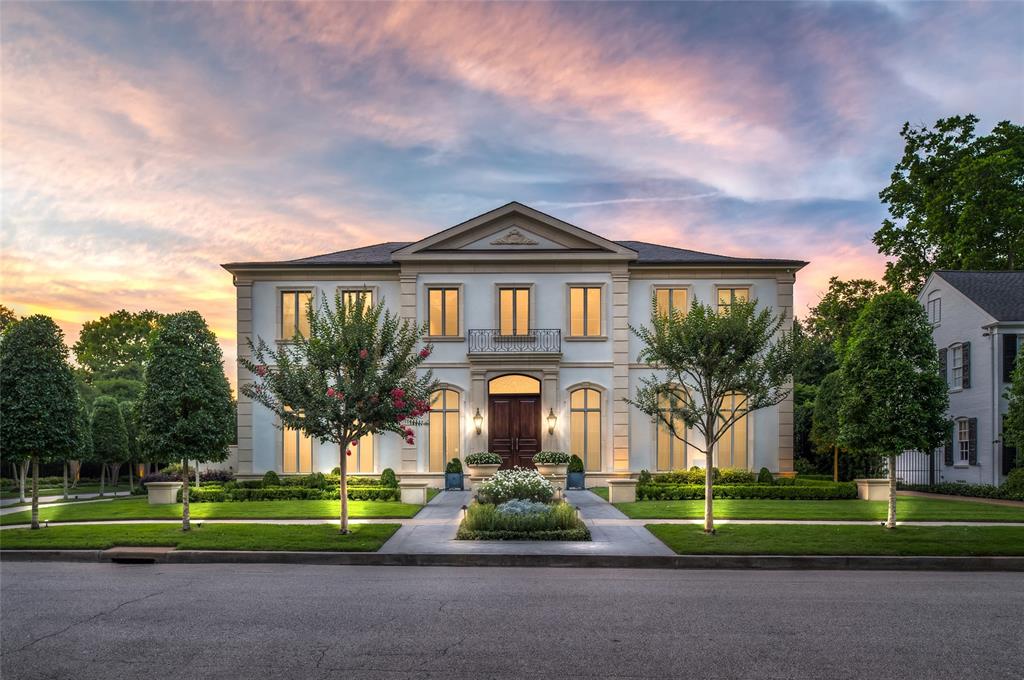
{"left": 606, "top": 497, "right": 1024, "bottom": 522}
{"left": 0, "top": 497, "right": 423, "bottom": 526}
{"left": 0, "top": 523, "right": 400, "bottom": 552}
{"left": 647, "top": 523, "right": 1024, "bottom": 556}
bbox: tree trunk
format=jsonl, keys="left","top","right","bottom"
{"left": 99, "top": 463, "right": 106, "bottom": 497}
{"left": 128, "top": 464, "right": 134, "bottom": 494}
{"left": 833, "top": 445, "right": 839, "bottom": 483}
{"left": 110, "top": 463, "right": 121, "bottom": 489}
{"left": 885, "top": 454, "right": 897, "bottom": 529}
{"left": 70, "top": 460, "right": 81, "bottom": 489}
{"left": 181, "top": 459, "right": 191, "bottom": 531}
{"left": 339, "top": 442, "right": 350, "bottom": 534}
{"left": 30, "top": 456, "right": 40, "bottom": 530}
{"left": 63, "top": 460, "right": 69, "bottom": 500}
{"left": 18, "top": 460, "right": 28, "bottom": 504}
{"left": 703, "top": 417, "right": 716, "bottom": 534}
{"left": 195, "top": 461, "right": 201, "bottom": 489}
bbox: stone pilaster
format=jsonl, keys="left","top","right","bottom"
{"left": 611, "top": 272, "right": 631, "bottom": 472}
{"left": 776, "top": 274, "right": 796, "bottom": 473}
{"left": 399, "top": 274, "right": 419, "bottom": 472}
{"left": 235, "top": 279, "right": 254, "bottom": 475}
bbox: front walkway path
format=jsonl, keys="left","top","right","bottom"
{"left": 0, "top": 492, "right": 133, "bottom": 515}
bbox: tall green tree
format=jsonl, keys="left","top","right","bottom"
{"left": 1004, "top": 357, "right": 1024, "bottom": 465}
{"left": 141, "top": 311, "right": 234, "bottom": 531}
{"left": 629, "top": 299, "right": 795, "bottom": 533}
{"left": 90, "top": 396, "right": 128, "bottom": 497}
{"left": 0, "top": 304, "right": 17, "bottom": 334}
{"left": 874, "top": 115, "right": 1024, "bottom": 291}
{"left": 0, "top": 316, "right": 80, "bottom": 529}
{"left": 811, "top": 370, "right": 843, "bottom": 482}
{"left": 838, "top": 292, "right": 948, "bottom": 528}
{"left": 73, "top": 309, "right": 164, "bottom": 381}
{"left": 241, "top": 292, "right": 437, "bottom": 533}
{"left": 805, "top": 277, "right": 883, "bottom": 356}
{"left": 70, "top": 401, "right": 93, "bottom": 498}
{"left": 121, "top": 400, "right": 142, "bottom": 492}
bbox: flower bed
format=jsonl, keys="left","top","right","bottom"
{"left": 475, "top": 467, "right": 554, "bottom": 505}
{"left": 456, "top": 499, "right": 590, "bottom": 541}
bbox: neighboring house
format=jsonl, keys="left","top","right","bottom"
{"left": 917, "top": 271, "right": 1024, "bottom": 486}
{"left": 222, "top": 202, "right": 807, "bottom": 485}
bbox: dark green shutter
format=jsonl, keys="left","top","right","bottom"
{"left": 938, "top": 347, "right": 948, "bottom": 387}
{"left": 968, "top": 418, "right": 978, "bottom": 466}
{"left": 962, "top": 342, "right": 971, "bottom": 389}
{"left": 944, "top": 423, "right": 954, "bottom": 466}
{"left": 1004, "top": 335, "right": 1018, "bottom": 383}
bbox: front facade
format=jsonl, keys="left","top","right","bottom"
{"left": 223, "top": 202, "right": 806, "bottom": 484}
{"left": 918, "top": 271, "right": 1024, "bottom": 486}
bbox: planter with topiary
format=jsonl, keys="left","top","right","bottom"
{"left": 566, "top": 454, "right": 586, "bottom": 490}
{"left": 532, "top": 451, "right": 571, "bottom": 477}
{"left": 445, "top": 458, "right": 464, "bottom": 491}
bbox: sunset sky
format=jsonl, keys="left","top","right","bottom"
{"left": 2, "top": 1, "right": 1022, "bottom": 382}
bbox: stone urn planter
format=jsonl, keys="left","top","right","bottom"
{"left": 146, "top": 481, "right": 182, "bottom": 505}
{"left": 464, "top": 453, "right": 502, "bottom": 486}
{"left": 854, "top": 478, "right": 890, "bottom": 501}
{"left": 465, "top": 464, "right": 500, "bottom": 480}
{"left": 534, "top": 463, "right": 569, "bottom": 477}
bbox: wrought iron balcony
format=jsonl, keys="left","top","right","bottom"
{"left": 467, "top": 329, "right": 561, "bottom": 354}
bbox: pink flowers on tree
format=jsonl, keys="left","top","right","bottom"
{"left": 359, "top": 348, "right": 369, "bottom": 359}
{"left": 326, "top": 387, "right": 344, "bottom": 401}
{"left": 419, "top": 347, "right": 431, "bottom": 359}
{"left": 255, "top": 365, "right": 268, "bottom": 377}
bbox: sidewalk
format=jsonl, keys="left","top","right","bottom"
{"left": 897, "top": 490, "right": 1024, "bottom": 508}
{"left": 0, "top": 492, "right": 132, "bottom": 515}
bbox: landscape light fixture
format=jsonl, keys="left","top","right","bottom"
{"left": 473, "top": 408, "right": 483, "bottom": 434}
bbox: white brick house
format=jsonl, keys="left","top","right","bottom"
{"left": 222, "top": 202, "right": 806, "bottom": 485}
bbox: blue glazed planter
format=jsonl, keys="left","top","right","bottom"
{"left": 445, "top": 472, "right": 464, "bottom": 491}
{"left": 566, "top": 471, "right": 585, "bottom": 490}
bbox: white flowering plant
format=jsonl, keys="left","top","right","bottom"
{"left": 464, "top": 452, "right": 502, "bottom": 466}
{"left": 475, "top": 467, "right": 554, "bottom": 505}
{"left": 532, "top": 451, "right": 571, "bottom": 465}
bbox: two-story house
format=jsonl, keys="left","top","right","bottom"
{"left": 919, "top": 270, "right": 1024, "bottom": 485}
{"left": 222, "top": 202, "right": 807, "bottom": 485}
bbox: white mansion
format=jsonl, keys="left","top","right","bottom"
{"left": 222, "top": 202, "right": 806, "bottom": 484}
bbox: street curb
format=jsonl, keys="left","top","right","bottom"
{"left": 2, "top": 549, "right": 1023, "bottom": 571}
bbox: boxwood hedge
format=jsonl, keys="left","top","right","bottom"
{"left": 636, "top": 482, "right": 857, "bottom": 501}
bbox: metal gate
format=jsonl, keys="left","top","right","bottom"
{"left": 894, "top": 450, "right": 936, "bottom": 486}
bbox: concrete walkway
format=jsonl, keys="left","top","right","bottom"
{"left": 0, "top": 493, "right": 133, "bottom": 516}
{"left": 1, "top": 490, "right": 133, "bottom": 508}
{"left": 898, "top": 490, "right": 1024, "bottom": 508}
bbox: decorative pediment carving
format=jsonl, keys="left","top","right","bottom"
{"left": 490, "top": 229, "right": 538, "bottom": 246}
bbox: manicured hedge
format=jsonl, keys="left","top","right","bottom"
{"left": 899, "top": 482, "right": 1024, "bottom": 503}
{"left": 454, "top": 527, "right": 591, "bottom": 541}
{"left": 177, "top": 486, "right": 400, "bottom": 503}
{"left": 636, "top": 482, "right": 857, "bottom": 501}
{"left": 651, "top": 467, "right": 758, "bottom": 485}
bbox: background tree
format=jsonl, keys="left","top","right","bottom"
{"left": 874, "top": 115, "right": 1023, "bottom": 291}
{"left": 141, "top": 311, "right": 234, "bottom": 531}
{"left": 0, "top": 315, "right": 80, "bottom": 529}
{"left": 0, "top": 304, "right": 17, "bottom": 334}
{"left": 1004, "top": 357, "right": 1024, "bottom": 465}
{"left": 73, "top": 309, "right": 164, "bottom": 380}
{"left": 629, "top": 299, "right": 795, "bottom": 534}
{"left": 838, "top": 292, "right": 948, "bottom": 528}
{"left": 811, "top": 370, "right": 843, "bottom": 481}
{"left": 792, "top": 382, "right": 819, "bottom": 474}
{"left": 70, "top": 402, "right": 93, "bottom": 498}
{"left": 805, "top": 277, "right": 883, "bottom": 356}
{"left": 121, "top": 400, "right": 142, "bottom": 492}
{"left": 90, "top": 396, "right": 128, "bottom": 497}
{"left": 241, "top": 292, "right": 437, "bottom": 533}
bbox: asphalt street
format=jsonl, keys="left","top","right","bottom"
{"left": 2, "top": 562, "right": 1021, "bottom": 680}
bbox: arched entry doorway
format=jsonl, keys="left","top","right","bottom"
{"left": 488, "top": 374, "right": 541, "bottom": 469}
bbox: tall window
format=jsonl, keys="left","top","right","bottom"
{"left": 351, "top": 432, "right": 374, "bottom": 474}
{"left": 927, "top": 292, "right": 941, "bottom": 325}
{"left": 569, "top": 287, "right": 602, "bottom": 337}
{"left": 656, "top": 288, "right": 688, "bottom": 317}
{"left": 428, "top": 288, "right": 459, "bottom": 337}
{"left": 951, "top": 344, "right": 964, "bottom": 389}
{"left": 499, "top": 287, "right": 530, "bottom": 335}
{"left": 717, "top": 393, "right": 748, "bottom": 469}
{"left": 957, "top": 419, "right": 970, "bottom": 464}
{"left": 283, "top": 413, "right": 313, "bottom": 474}
{"left": 340, "top": 289, "right": 372, "bottom": 312}
{"left": 570, "top": 388, "right": 602, "bottom": 471}
{"left": 281, "top": 290, "right": 312, "bottom": 339}
{"left": 429, "top": 389, "right": 460, "bottom": 472}
{"left": 656, "top": 389, "right": 688, "bottom": 471}
{"left": 717, "top": 287, "right": 749, "bottom": 314}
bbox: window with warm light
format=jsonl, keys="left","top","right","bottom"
{"left": 340, "top": 289, "right": 372, "bottom": 312}
{"left": 283, "top": 411, "right": 313, "bottom": 474}
{"left": 570, "top": 388, "right": 601, "bottom": 471}
{"left": 717, "top": 287, "right": 749, "bottom": 314}
{"left": 499, "top": 287, "right": 530, "bottom": 336}
{"left": 656, "top": 389, "right": 688, "bottom": 471}
{"left": 569, "top": 287, "right": 602, "bottom": 337}
{"left": 281, "top": 290, "right": 312, "bottom": 339}
{"left": 428, "top": 288, "right": 459, "bottom": 337}
{"left": 655, "top": 288, "right": 688, "bottom": 317}
{"left": 718, "top": 392, "right": 748, "bottom": 469}
{"left": 350, "top": 432, "right": 374, "bottom": 474}
{"left": 429, "top": 389, "right": 460, "bottom": 472}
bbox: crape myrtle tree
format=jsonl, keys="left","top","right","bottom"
{"left": 838, "top": 292, "right": 948, "bottom": 528}
{"left": 240, "top": 292, "right": 438, "bottom": 533}
{"left": 141, "top": 311, "right": 234, "bottom": 531}
{"left": 90, "top": 396, "right": 128, "bottom": 497}
{"left": 629, "top": 299, "right": 795, "bottom": 534}
{"left": 0, "top": 315, "right": 80, "bottom": 529}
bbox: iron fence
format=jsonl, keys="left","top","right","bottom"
{"left": 467, "top": 329, "right": 561, "bottom": 354}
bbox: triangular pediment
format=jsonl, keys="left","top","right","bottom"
{"left": 392, "top": 202, "right": 638, "bottom": 262}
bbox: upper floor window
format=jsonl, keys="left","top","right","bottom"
{"left": 927, "top": 292, "right": 941, "bottom": 325}
{"left": 951, "top": 343, "right": 964, "bottom": 389}
{"left": 499, "top": 287, "right": 530, "bottom": 336}
{"left": 655, "top": 288, "right": 688, "bottom": 318}
{"left": 428, "top": 288, "right": 459, "bottom": 337}
{"left": 281, "top": 290, "right": 312, "bottom": 340}
{"left": 717, "top": 287, "right": 749, "bottom": 314}
{"left": 569, "top": 286, "right": 602, "bottom": 337}
{"left": 340, "top": 289, "right": 372, "bottom": 312}
{"left": 957, "top": 418, "right": 971, "bottom": 464}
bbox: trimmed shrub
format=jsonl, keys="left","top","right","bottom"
{"left": 200, "top": 469, "right": 234, "bottom": 483}
{"left": 141, "top": 472, "right": 179, "bottom": 485}
{"left": 717, "top": 468, "right": 758, "bottom": 485}
{"left": 475, "top": 467, "right": 554, "bottom": 505}
{"left": 446, "top": 458, "right": 463, "bottom": 474}
{"left": 459, "top": 501, "right": 587, "bottom": 538}
{"left": 1004, "top": 468, "right": 1024, "bottom": 496}
{"left": 262, "top": 470, "right": 281, "bottom": 487}
{"left": 533, "top": 451, "right": 571, "bottom": 465}
{"left": 568, "top": 455, "right": 585, "bottom": 474}
{"left": 380, "top": 468, "right": 398, "bottom": 488}
{"left": 496, "top": 499, "right": 551, "bottom": 516}
{"left": 757, "top": 467, "right": 774, "bottom": 484}
{"left": 652, "top": 467, "right": 757, "bottom": 485}
{"left": 159, "top": 463, "right": 195, "bottom": 480}
{"left": 219, "top": 486, "right": 400, "bottom": 502}
{"left": 899, "top": 480, "right": 1024, "bottom": 503}
{"left": 636, "top": 482, "right": 857, "bottom": 501}
{"left": 177, "top": 487, "right": 227, "bottom": 503}
{"left": 637, "top": 469, "right": 652, "bottom": 485}
{"left": 465, "top": 452, "right": 502, "bottom": 466}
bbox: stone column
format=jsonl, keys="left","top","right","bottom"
{"left": 469, "top": 368, "right": 488, "bottom": 453}
{"left": 542, "top": 368, "right": 560, "bottom": 451}
{"left": 399, "top": 273, "right": 419, "bottom": 472}
{"left": 235, "top": 279, "right": 254, "bottom": 476}
{"left": 776, "top": 273, "right": 796, "bottom": 474}
{"left": 611, "top": 272, "right": 631, "bottom": 472}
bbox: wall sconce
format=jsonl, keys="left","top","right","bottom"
{"left": 473, "top": 408, "right": 483, "bottom": 435}
{"left": 547, "top": 408, "right": 557, "bottom": 435}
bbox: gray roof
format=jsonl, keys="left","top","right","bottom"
{"left": 937, "top": 270, "right": 1024, "bottom": 321}
{"left": 224, "top": 239, "right": 805, "bottom": 269}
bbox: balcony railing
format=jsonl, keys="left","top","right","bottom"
{"left": 467, "top": 329, "right": 561, "bottom": 354}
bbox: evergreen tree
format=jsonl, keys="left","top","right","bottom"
{"left": 90, "top": 396, "right": 128, "bottom": 497}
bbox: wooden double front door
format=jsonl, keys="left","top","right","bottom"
{"left": 488, "top": 395, "right": 541, "bottom": 469}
